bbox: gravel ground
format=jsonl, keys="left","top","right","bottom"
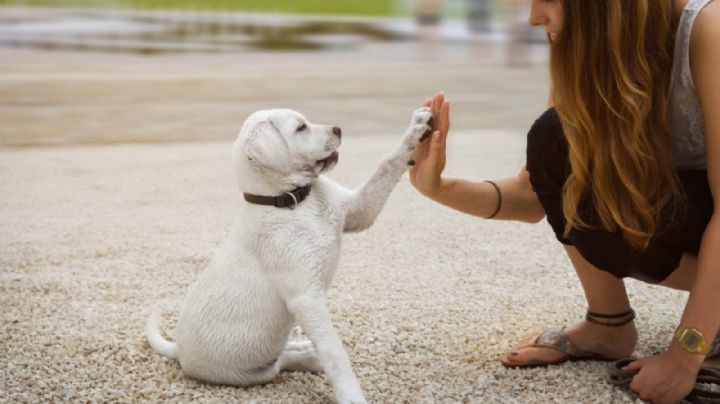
{"left": 0, "top": 129, "right": 687, "bottom": 403}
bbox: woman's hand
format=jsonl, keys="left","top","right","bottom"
{"left": 409, "top": 92, "right": 450, "bottom": 197}
{"left": 624, "top": 346, "right": 703, "bottom": 404}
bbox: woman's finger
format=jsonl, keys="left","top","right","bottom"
{"left": 433, "top": 92, "right": 444, "bottom": 116}
{"left": 435, "top": 100, "right": 450, "bottom": 150}
{"left": 622, "top": 359, "right": 643, "bottom": 371}
{"left": 427, "top": 130, "right": 443, "bottom": 169}
{"left": 429, "top": 93, "right": 440, "bottom": 119}
{"left": 441, "top": 100, "right": 450, "bottom": 133}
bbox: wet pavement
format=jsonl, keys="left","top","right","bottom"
{"left": 0, "top": 8, "right": 399, "bottom": 53}
{"left": 0, "top": 7, "right": 543, "bottom": 54}
{"left": 0, "top": 7, "right": 551, "bottom": 147}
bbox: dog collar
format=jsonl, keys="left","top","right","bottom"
{"left": 243, "top": 185, "right": 311, "bottom": 209}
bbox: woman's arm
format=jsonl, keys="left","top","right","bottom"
{"left": 421, "top": 169, "right": 546, "bottom": 223}
{"left": 409, "top": 93, "right": 546, "bottom": 223}
{"left": 628, "top": 4, "right": 720, "bottom": 402}
{"left": 675, "top": 0, "right": 720, "bottom": 360}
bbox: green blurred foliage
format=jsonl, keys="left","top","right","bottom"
{"left": 0, "top": 0, "right": 396, "bottom": 15}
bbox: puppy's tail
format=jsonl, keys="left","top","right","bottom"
{"left": 146, "top": 309, "right": 178, "bottom": 360}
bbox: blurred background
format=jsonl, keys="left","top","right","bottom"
{"left": 0, "top": 0, "right": 550, "bottom": 147}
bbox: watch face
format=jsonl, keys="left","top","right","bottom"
{"left": 685, "top": 333, "right": 700, "bottom": 348}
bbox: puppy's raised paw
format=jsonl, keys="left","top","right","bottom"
{"left": 404, "top": 107, "right": 434, "bottom": 151}
{"left": 419, "top": 123, "right": 433, "bottom": 143}
{"left": 411, "top": 106, "right": 433, "bottom": 125}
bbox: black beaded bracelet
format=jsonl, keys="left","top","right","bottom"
{"left": 484, "top": 180, "right": 502, "bottom": 219}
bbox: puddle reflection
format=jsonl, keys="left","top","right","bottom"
{"left": 0, "top": 10, "right": 409, "bottom": 54}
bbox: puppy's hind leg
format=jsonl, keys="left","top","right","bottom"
{"left": 237, "top": 341, "right": 322, "bottom": 385}
{"left": 278, "top": 342, "right": 323, "bottom": 373}
{"left": 234, "top": 361, "right": 282, "bottom": 386}
{"left": 285, "top": 340, "right": 314, "bottom": 352}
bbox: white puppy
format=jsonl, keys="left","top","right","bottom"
{"left": 146, "top": 107, "right": 433, "bottom": 403}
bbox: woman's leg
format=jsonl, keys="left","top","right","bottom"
{"left": 517, "top": 108, "right": 706, "bottom": 364}
{"left": 505, "top": 251, "right": 703, "bottom": 364}
{"left": 660, "top": 253, "right": 697, "bottom": 291}
{"left": 503, "top": 246, "right": 638, "bottom": 364}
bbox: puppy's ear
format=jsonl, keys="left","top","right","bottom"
{"left": 244, "top": 121, "right": 290, "bottom": 173}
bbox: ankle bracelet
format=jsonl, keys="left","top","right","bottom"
{"left": 585, "top": 309, "right": 636, "bottom": 327}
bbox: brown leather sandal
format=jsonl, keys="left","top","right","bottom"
{"left": 501, "top": 309, "right": 635, "bottom": 368}
{"left": 501, "top": 325, "right": 624, "bottom": 368}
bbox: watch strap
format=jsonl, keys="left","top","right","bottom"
{"left": 675, "top": 325, "right": 714, "bottom": 355}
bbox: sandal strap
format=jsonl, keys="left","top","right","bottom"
{"left": 586, "top": 309, "right": 636, "bottom": 327}
{"left": 532, "top": 326, "right": 600, "bottom": 358}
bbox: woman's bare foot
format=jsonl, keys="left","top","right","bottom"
{"left": 502, "top": 319, "right": 638, "bottom": 366}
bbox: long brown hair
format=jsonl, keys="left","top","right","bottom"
{"left": 550, "top": 0, "right": 680, "bottom": 250}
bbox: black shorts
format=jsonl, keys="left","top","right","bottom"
{"left": 526, "top": 108, "right": 714, "bottom": 283}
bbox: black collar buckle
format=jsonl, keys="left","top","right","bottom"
{"left": 243, "top": 185, "right": 311, "bottom": 209}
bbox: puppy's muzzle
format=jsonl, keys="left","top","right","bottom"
{"left": 319, "top": 151, "right": 339, "bottom": 168}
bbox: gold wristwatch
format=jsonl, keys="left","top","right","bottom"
{"left": 674, "top": 325, "right": 713, "bottom": 355}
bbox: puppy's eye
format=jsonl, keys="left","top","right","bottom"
{"left": 297, "top": 123, "right": 307, "bottom": 132}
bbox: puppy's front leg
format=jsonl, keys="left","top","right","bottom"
{"left": 343, "top": 107, "right": 433, "bottom": 232}
{"left": 286, "top": 292, "right": 366, "bottom": 404}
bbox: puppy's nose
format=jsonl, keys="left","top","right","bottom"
{"left": 332, "top": 127, "right": 342, "bottom": 138}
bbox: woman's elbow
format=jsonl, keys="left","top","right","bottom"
{"left": 512, "top": 195, "right": 546, "bottom": 223}
{"left": 527, "top": 210, "right": 546, "bottom": 224}
{"left": 520, "top": 208, "right": 546, "bottom": 224}
{"left": 513, "top": 189, "right": 546, "bottom": 223}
